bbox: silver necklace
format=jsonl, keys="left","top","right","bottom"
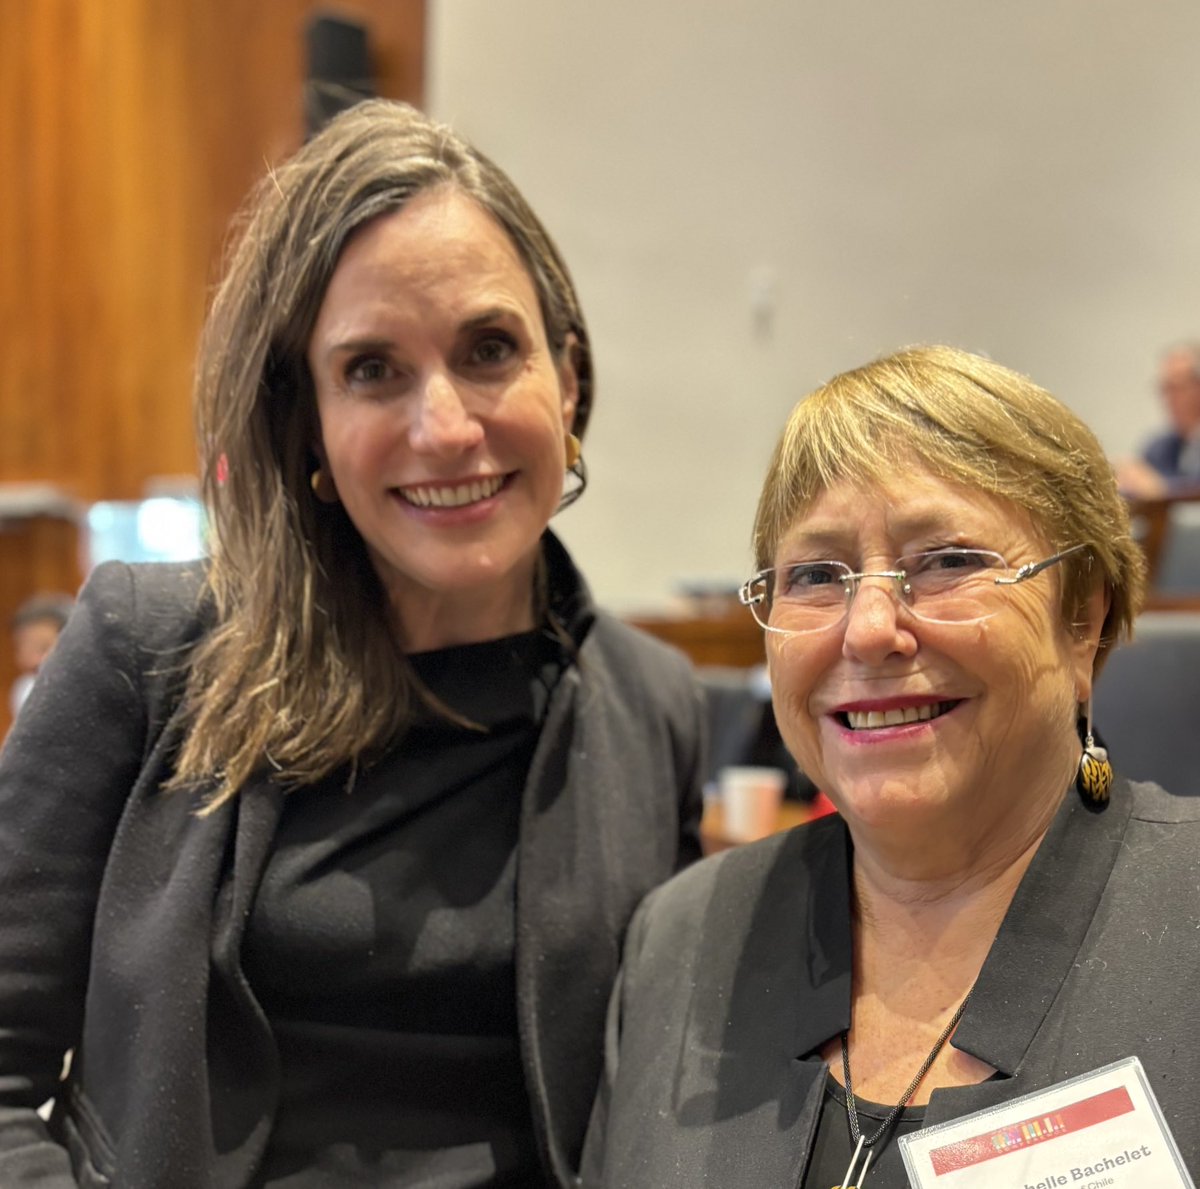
{"left": 836, "top": 989, "right": 972, "bottom": 1188}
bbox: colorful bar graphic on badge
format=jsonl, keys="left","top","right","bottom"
{"left": 929, "top": 1086, "right": 1135, "bottom": 1175}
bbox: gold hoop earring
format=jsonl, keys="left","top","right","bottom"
{"left": 310, "top": 467, "right": 338, "bottom": 504}
{"left": 565, "top": 433, "right": 582, "bottom": 469}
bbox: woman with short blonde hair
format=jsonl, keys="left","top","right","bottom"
{"left": 585, "top": 347, "right": 1200, "bottom": 1187}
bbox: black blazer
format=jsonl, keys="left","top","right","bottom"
{"left": 0, "top": 553, "right": 704, "bottom": 1188}
{"left": 584, "top": 777, "right": 1200, "bottom": 1186}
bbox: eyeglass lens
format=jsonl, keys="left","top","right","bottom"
{"left": 754, "top": 549, "right": 1010, "bottom": 633}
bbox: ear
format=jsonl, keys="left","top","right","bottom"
{"left": 1070, "top": 582, "right": 1111, "bottom": 703}
{"left": 557, "top": 332, "right": 580, "bottom": 433}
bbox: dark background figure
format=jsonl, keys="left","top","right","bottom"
{"left": 702, "top": 665, "right": 819, "bottom": 803}
{"left": 8, "top": 593, "right": 75, "bottom": 720}
{"left": 1117, "top": 342, "right": 1200, "bottom": 497}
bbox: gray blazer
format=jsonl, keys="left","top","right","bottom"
{"left": 584, "top": 777, "right": 1200, "bottom": 1186}
{"left": 0, "top": 552, "right": 705, "bottom": 1188}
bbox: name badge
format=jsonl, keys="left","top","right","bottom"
{"left": 899, "top": 1057, "right": 1193, "bottom": 1188}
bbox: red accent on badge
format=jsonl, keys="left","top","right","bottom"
{"left": 928, "top": 1086, "right": 1135, "bottom": 1175}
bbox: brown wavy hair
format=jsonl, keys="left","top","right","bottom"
{"left": 752, "top": 345, "right": 1146, "bottom": 674}
{"left": 172, "top": 100, "right": 593, "bottom": 809}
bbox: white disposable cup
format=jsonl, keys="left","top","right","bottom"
{"left": 719, "top": 765, "right": 787, "bottom": 841}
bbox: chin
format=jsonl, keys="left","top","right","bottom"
{"left": 835, "top": 774, "right": 956, "bottom": 826}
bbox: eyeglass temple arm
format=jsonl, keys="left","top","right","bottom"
{"left": 738, "top": 578, "right": 763, "bottom": 606}
{"left": 994, "top": 543, "right": 1090, "bottom": 586}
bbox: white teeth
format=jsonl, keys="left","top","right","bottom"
{"left": 400, "top": 475, "right": 503, "bottom": 508}
{"left": 845, "top": 702, "right": 950, "bottom": 730}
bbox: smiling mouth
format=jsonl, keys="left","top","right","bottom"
{"left": 397, "top": 475, "right": 507, "bottom": 509}
{"left": 838, "top": 700, "right": 960, "bottom": 730}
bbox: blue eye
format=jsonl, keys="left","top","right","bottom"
{"left": 918, "top": 550, "right": 982, "bottom": 572}
{"left": 907, "top": 549, "right": 997, "bottom": 575}
{"left": 902, "top": 549, "right": 1007, "bottom": 599}
{"left": 779, "top": 562, "right": 849, "bottom": 596}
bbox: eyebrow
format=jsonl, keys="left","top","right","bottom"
{"left": 782, "top": 528, "right": 851, "bottom": 554}
{"left": 319, "top": 305, "right": 527, "bottom": 362}
{"left": 459, "top": 305, "right": 525, "bottom": 333}
{"left": 783, "top": 510, "right": 968, "bottom": 554}
{"left": 322, "top": 336, "right": 392, "bottom": 361}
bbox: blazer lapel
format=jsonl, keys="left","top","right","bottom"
{"left": 515, "top": 642, "right": 688, "bottom": 1184}
{"left": 207, "top": 778, "right": 286, "bottom": 1187}
{"left": 706, "top": 823, "right": 852, "bottom": 1180}
{"left": 951, "top": 782, "right": 1133, "bottom": 1076}
{"left": 515, "top": 665, "right": 598, "bottom": 1185}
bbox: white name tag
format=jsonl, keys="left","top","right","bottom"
{"left": 899, "top": 1057, "right": 1193, "bottom": 1188}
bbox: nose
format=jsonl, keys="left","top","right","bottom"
{"left": 408, "top": 372, "right": 484, "bottom": 456}
{"left": 840, "top": 576, "right": 918, "bottom": 665}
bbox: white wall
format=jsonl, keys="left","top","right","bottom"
{"left": 428, "top": 0, "right": 1200, "bottom": 611}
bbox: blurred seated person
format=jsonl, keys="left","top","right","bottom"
{"left": 9, "top": 593, "right": 74, "bottom": 718}
{"left": 703, "top": 664, "right": 818, "bottom": 803}
{"left": 1117, "top": 342, "right": 1200, "bottom": 497}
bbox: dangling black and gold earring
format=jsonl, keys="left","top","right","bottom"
{"left": 1076, "top": 696, "right": 1113, "bottom": 805}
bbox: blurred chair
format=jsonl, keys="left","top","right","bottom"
{"left": 698, "top": 665, "right": 828, "bottom": 853}
{"left": 1151, "top": 502, "right": 1200, "bottom": 594}
{"left": 1127, "top": 494, "right": 1200, "bottom": 607}
{"left": 1094, "top": 612, "right": 1200, "bottom": 796}
{"left": 699, "top": 665, "right": 818, "bottom": 803}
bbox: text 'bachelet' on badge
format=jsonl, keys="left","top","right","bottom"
{"left": 899, "top": 1057, "right": 1194, "bottom": 1189}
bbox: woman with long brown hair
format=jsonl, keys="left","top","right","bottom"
{"left": 0, "top": 101, "right": 703, "bottom": 1188}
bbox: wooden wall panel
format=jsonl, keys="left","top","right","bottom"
{"left": 0, "top": 0, "right": 424, "bottom": 735}
{"left": 2, "top": 0, "right": 424, "bottom": 501}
